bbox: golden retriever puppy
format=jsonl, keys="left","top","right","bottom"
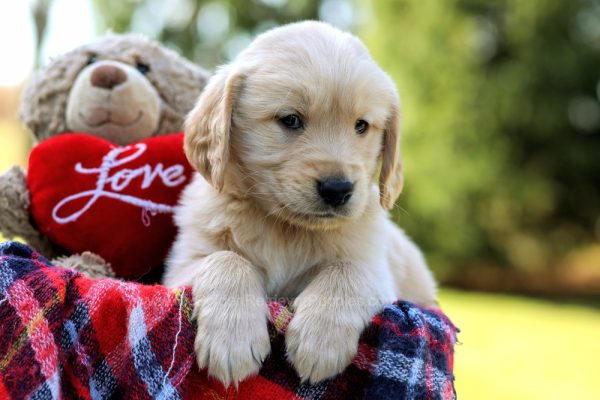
{"left": 163, "top": 21, "right": 436, "bottom": 386}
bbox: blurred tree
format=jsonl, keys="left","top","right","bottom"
{"left": 364, "top": 0, "right": 600, "bottom": 281}
{"left": 91, "top": 0, "right": 323, "bottom": 67}
{"left": 31, "top": 0, "right": 55, "bottom": 68}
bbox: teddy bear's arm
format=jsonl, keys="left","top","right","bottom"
{"left": 53, "top": 252, "right": 116, "bottom": 279}
{"left": 0, "top": 166, "right": 117, "bottom": 279}
{"left": 0, "top": 166, "right": 62, "bottom": 258}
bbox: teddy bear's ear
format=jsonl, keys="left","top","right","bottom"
{"left": 20, "top": 50, "right": 89, "bottom": 142}
{"left": 184, "top": 67, "right": 243, "bottom": 191}
{"left": 123, "top": 36, "right": 211, "bottom": 136}
{"left": 154, "top": 59, "right": 210, "bottom": 135}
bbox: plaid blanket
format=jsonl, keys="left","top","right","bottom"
{"left": 0, "top": 241, "right": 457, "bottom": 400}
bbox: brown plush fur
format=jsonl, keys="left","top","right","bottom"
{"left": 54, "top": 251, "right": 117, "bottom": 279}
{"left": 0, "top": 166, "right": 59, "bottom": 258}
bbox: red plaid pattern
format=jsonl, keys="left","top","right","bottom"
{"left": 0, "top": 242, "right": 457, "bottom": 399}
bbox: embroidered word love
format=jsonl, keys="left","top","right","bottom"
{"left": 52, "top": 143, "right": 186, "bottom": 226}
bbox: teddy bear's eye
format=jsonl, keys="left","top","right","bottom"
{"left": 136, "top": 62, "right": 150, "bottom": 75}
{"left": 86, "top": 55, "right": 97, "bottom": 66}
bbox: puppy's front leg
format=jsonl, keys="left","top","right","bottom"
{"left": 191, "top": 251, "right": 270, "bottom": 387}
{"left": 285, "top": 261, "right": 390, "bottom": 383}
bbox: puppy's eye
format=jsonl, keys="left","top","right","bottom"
{"left": 355, "top": 119, "right": 369, "bottom": 135}
{"left": 136, "top": 62, "right": 150, "bottom": 75}
{"left": 86, "top": 55, "right": 98, "bottom": 65}
{"left": 279, "top": 114, "right": 303, "bottom": 130}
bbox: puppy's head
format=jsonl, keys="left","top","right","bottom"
{"left": 185, "top": 21, "right": 403, "bottom": 229}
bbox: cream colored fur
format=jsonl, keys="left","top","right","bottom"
{"left": 164, "top": 21, "right": 436, "bottom": 387}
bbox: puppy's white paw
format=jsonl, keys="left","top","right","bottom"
{"left": 285, "top": 305, "right": 362, "bottom": 384}
{"left": 193, "top": 298, "right": 271, "bottom": 387}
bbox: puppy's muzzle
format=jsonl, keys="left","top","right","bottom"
{"left": 316, "top": 178, "right": 354, "bottom": 207}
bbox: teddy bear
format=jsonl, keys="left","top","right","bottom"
{"left": 0, "top": 34, "right": 209, "bottom": 279}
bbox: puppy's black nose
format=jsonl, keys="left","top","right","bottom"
{"left": 317, "top": 178, "right": 353, "bottom": 207}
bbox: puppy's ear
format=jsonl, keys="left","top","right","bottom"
{"left": 379, "top": 105, "right": 404, "bottom": 210}
{"left": 184, "top": 69, "right": 243, "bottom": 191}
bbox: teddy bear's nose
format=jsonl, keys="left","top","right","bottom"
{"left": 90, "top": 65, "right": 127, "bottom": 89}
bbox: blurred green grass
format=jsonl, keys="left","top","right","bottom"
{"left": 440, "top": 289, "right": 600, "bottom": 400}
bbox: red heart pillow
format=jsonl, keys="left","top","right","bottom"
{"left": 27, "top": 133, "right": 194, "bottom": 279}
